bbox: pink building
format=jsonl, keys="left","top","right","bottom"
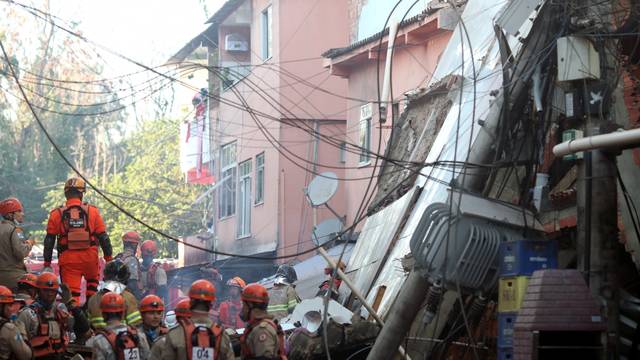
{"left": 171, "top": 0, "right": 350, "bottom": 280}
{"left": 322, "top": 2, "right": 455, "bottom": 226}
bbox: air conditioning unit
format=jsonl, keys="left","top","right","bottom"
{"left": 225, "top": 34, "right": 248, "bottom": 52}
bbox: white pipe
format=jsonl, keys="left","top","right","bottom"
{"left": 553, "top": 128, "right": 640, "bottom": 157}
{"left": 379, "top": 21, "right": 399, "bottom": 123}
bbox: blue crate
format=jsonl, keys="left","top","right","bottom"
{"left": 498, "top": 347, "right": 514, "bottom": 360}
{"left": 499, "top": 240, "right": 558, "bottom": 277}
{"left": 498, "top": 312, "right": 517, "bottom": 348}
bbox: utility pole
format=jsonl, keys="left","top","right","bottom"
{"left": 573, "top": 0, "right": 620, "bottom": 355}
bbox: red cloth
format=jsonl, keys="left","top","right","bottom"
{"left": 219, "top": 299, "right": 244, "bottom": 329}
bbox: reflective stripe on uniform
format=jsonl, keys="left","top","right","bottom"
{"left": 126, "top": 310, "right": 142, "bottom": 325}
{"left": 267, "top": 304, "right": 288, "bottom": 313}
{"left": 90, "top": 316, "right": 107, "bottom": 328}
{"left": 287, "top": 299, "right": 297, "bottom": 310}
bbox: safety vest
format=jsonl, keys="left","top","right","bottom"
{"left": 56, "top": 203, "right": 96, "bottom": 251}
{"left": 219, "top": 300, "right": 244, "bottom": 329}
{"left": 28, "top": 303, "right": 69, "bottom": 359}
{"left": 240, "top": 318, "right": 287, "bottom": 360}
{"left": 97, "top": 326, "right": 141, "bottom": 360}
{"left": 179, "top": 318, "right": 223, "bottom": 360}
{"left": 143, "top": 262, "right": 161, "bottom": 295}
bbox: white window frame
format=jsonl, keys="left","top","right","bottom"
{"left": 261, "top": 5, "right": 273, "bottom": 60}
{"left": 218, "top": 142, "right": 237, "bottom": 219}
{"left": 359, "top": 103, "right": 372, "bottom": 165}
{"left": 255, "top": 152, "right": 265, "bottom": 205}
{"left": 237, "top": 159, "right": 252, "bottom": 238}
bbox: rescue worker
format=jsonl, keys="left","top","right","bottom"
{"left": 316, "top": 260, "right": 347, "bottom": 300}
{"left": 17, "top": 272, "right": 90, "bottom": 359}
{"left": 43, "top": 178, "right": 113, "bottom": 304}
{"left": 88, "top": 260, "right": 141, "bottom": 330}
{"left": 15, "top": 273, "right": 38, "bottom": 309}
{"left": 219, "top": 277, "right": 245, "bottom": 329}
{"left": 139, "top": 240, "right": 168, "bottom": 303}
{"left": 159, "top": 279, "right": 235, "bottom": 360}
{"left": 267, "top": 264, "right": 299, "bottom": 320}
{"left": 138, "top": 295, "right": 168, "bottom": 346}
{"left": 86, "top": 292, "right": 150, "bottom": 360}
{"left": 115, "top": 231, "right": 142, "bottom": 299}
{"left": 0, "top": 197, "right": 35, "bottom": 290}
{"left": 0, "top": 285, "right": 32, "bottom": 360}
{"left": 149, "top": 298, "right": 192, "bottom": 359}
{"left": 240, "top": 283, "right": 287, "bottom": 360}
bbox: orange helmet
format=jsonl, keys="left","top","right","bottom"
{"left": 140, "top": 295, "right": 164, "bottom": 312}
{"left": 241, "top": 283, "right": 269, "bottom": 304}
{"left": 226, "top": 277, "right": 245, "bottom": 289}
{"left": 122, "top": 231, "right": 141, "bottom": 245}
{"left": 174, "top": 298, "right": 192, "bottom": 318}
{"left": 189, "top": 279, "right": 216, "bottom": 302}
{"left": 0, "top": 286, "right": 15, "bottom": 304}
{"left": 141, "top": 240, "right": 157, "bottom": 257}
{"left": 36, "top": 272, "right": 59, "bottom": 290}
{"left": 0, "top": 197, "right": 23, "bottom": 216}
{"left": 100, "top": 292, "right": 125, "bottom": 313}
{"left": 64, "top": 177, "right": 86, "bottom": 193}
{"left": 18, "top": 273, "right": 38, "bottom": 288}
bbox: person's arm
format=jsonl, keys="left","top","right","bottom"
{"left": 43, "top": 210, "right": 59, "bottom": 267}
{"left": 91, "top": 207, "right": 112, "bottom": 262}
{"left": 10, "top": 227, "right": 34, "bottom": 259}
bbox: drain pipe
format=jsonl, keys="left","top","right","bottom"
{"left": 553, "top": 128, "right": 640, "bottom": 157}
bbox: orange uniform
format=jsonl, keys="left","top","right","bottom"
{"left": 44, "top": 198, "right": 113, "bottom": 304}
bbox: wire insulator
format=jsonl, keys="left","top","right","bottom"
{"left": 422, "top": 281, "right": 444, "bottom": 325}
{"left": 466, "top": 294, "right": 487, "bottom": 326}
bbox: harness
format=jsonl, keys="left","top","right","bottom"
{"left": 56, "top": 203, "right": 96, "bottom": 251}
{"left": 143, "top": 262, "right": 160, "bottom": 295}
{"left": 220, "top": 300, "right": 243, "bottom": 329}
{"left": 97, "top": 326, "right": 140, "bottom": 360}
{"left": 179, "top": 318, "right": 223, "bottom": 360}
{"left": 241, "top": 318, "right": 287, "bottom": 360}
{"left": 28, "top": 303, "right": 69, "bottom": 359}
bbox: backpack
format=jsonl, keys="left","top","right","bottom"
{"left": 241, "top": 318, "right": 287, "bottom": 360}
{"left": 97, "top": 326, "right": 141, "bottom": 360}
{"left": 57, "top": 203, "right": 94, "bottom": 250}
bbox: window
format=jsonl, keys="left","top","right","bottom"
{"left": 261, "top": 5, "right": 273, "bottom": 60}
{"left": 218, "top": 142, "right": 237, "bottom": 218}
{"left": 237, "top": 159, "right": 252, "bottom": 237}
{"left": 359, "top": 103, "right": 372, "bottom": 164}
{"left": 255, "top": 152, "right": 265, "bottom": 204}
{"left": 339, "top": 142, "right": 346, "bottom": 163}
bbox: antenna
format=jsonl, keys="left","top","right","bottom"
{"left": 312, "top": 218, "right": 343, "bottom": 245}
{"left": 306, "top": 172, "right": 339, "bottom": 206}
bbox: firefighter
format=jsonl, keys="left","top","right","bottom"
{"left": 139, "top": 240, "right": 168, "bottom": 303}
{"left": 0, "top": 285, "right": 32, "bottom": 360}
{"left": 219, "top": 276, "right": 245, "bottom": 329}
{"left": 149, "top": 298, "right": 192, "bottom": 359}
{"left": 138, "top": 295, "right": 168, "bottom": 345}
{"left": 0, "top": 197, "right": 35, "bottom": 290}
{"left": 86, "top": 292, "right": 150, "bottom": 360}
{"left": 17, "top": 272, "right": 90, "bottom": 359}
{"left": 267, "top": 264, "right": 299, "bottom": 320}
{"left": 115, "top": 231, "right": 142, "bottom": 299}
{"left": 159, "top": 279, "right": 235, "bottom": 360}
{"left": 15, "top": 273, "right": 38, "bottom": 309}
{"left": 43, "top": 178, "right": 113, "bottom": 304}
{"left": 316, "top": 260, "right": 347, "bottom": 300}
{"left": 88, "top": 260, "right": 141, "bottom": 330}
{"left": 240, "top": 283, "right": 287, "bottom": 360}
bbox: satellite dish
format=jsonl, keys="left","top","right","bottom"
{"left": 312, "top": 218, "right": 343, "bottom": 245}
{"left": 306, "top": 172, "right": 338, "bottom": 206}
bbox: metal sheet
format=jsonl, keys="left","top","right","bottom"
{"left": 342, "top": 187, "right": 417, "bottom": 301}
{"left": 364, "top": 0, "right": 532, "bottom": 318}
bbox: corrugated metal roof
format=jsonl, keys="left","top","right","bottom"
{"left": 205, "top": 0, "right": 245, "bottom": 24}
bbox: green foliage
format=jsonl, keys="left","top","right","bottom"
{"left": 42, "top": 119, "right": 205, "bottom": 257}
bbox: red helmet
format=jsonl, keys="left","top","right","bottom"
{"left": 226, "top": 277, "right": 246, "bottom": 289}
{"left": 189, "top": 279, "right": 216, "bottom": 302}
{"left": 64, "top": 177, "right": 86, "bottom": 193}
{"left": 17, "top": 273, "right": 38, "bottom": 288}
{"left": 141, "top": 240, "right": 157, "bottom": 257}
{"left": 175, "top": 298, "right": 192, "bottom": 318}
{"left": 140, "top": 295, "right": 164, "bottom": 312}
{"left": 0, "top": 286, "right": 15, "bottom": 304}
{"left": 100, "top": 292, "right": 125, "bottom": 313}
{"left": 122, "top": 231, "right": 141, "bottom": 245}
{"left": 36, "top": 272, "right": 59, "bottom": 290}
{"left": 0, "top": 198, "right": 23, "bottom": 216}
{"left": 241, "top": 283, "right": 269, "bottom": 304}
